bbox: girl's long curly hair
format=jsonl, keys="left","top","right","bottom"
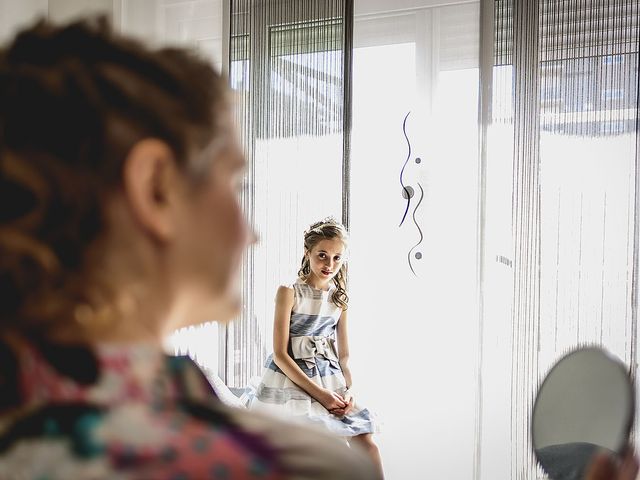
{"left": 297, "top": 217, "right": 349, "bottom": 310}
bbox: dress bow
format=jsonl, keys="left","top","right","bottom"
{"left": 290, "top": 335, "right": 340, "bottom": 370}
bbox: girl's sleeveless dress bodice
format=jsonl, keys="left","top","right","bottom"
{"left": 249, "top": 278, "right": 375, "bottom": 437}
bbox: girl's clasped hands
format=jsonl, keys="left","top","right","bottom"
{"left": 326, "top": 390, "right": 355, "bottom": 417}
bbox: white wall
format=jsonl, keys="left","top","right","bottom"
{"left": 1, "top": 1, "right": 224, "bottom": 69}
{"left": 356, "top": 0, "right": 480, "bottom": 16}
{"left": 0, "top": 0, "right": 48, "bottom": 45}
{"left": 48, "top": 0, "right": 112, "bottom": 23}
{"left": 118, "top": 0, "right": 225, "bottom": 71}
{"left": 350, "top": 2, "right": 481, "bottom": 479}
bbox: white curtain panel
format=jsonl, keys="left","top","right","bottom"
{"left": 226, "top": 0, "right": 351, "bottom": 387}
{"left": 480, "top": 1, "right": 640, "bottom": 478}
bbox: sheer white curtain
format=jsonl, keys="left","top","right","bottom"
{"left": 479, "top": 1, "right": 640, "bottom": 478}
{"left": 226, "top": 0, "right": 351, "bottom": 387}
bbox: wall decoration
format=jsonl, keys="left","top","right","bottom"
{"left": 399, "top": 111, "right": 425, "bottom": 276}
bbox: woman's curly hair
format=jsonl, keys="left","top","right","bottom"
{"left": 0, "top": 17, "right": 229, "bottom": 331}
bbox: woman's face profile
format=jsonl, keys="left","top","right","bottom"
{"left": 169, "top": 130, "right": 252, "bottom": 328}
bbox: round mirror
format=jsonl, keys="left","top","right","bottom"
{"left": 532, "top": 347, "right": 634, "bottom": 480}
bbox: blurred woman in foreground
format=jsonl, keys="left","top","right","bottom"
{"left": 0, "top": 18, "right": 378, "bottom": 479}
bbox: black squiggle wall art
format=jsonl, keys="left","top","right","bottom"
{"left": 399, "top": 111, "right": 424, "bottom": 276}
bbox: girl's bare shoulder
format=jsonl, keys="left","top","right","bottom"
{"left": 275, "top": 284, "right": 295, "bottom": 303}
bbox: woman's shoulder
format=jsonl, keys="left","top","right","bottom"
{"left": 224, "top": 405, "right": 380, "bottom": 480}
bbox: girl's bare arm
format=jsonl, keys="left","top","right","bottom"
{"left": 332, "top": 308, "right": 355, "bottom": 416}
{"left": 336, "top": 308, "right": 353, "bottom": 388}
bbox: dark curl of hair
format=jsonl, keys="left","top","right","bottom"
{"left": 0, "top": 17, "right": 229, "bottom": 331}
{"left": 298, "top": 217, "right": 349, "bottom": 310}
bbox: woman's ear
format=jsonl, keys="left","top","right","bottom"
{"left": 121, "top": 138, "right": 183, "bottom": 242}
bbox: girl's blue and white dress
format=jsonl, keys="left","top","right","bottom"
{"left": 249, "top": 278, "right": 376, "bottom": 437}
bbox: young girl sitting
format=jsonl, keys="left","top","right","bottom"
{"left": 250, "top": 218, "right": 383, "bottom": 477}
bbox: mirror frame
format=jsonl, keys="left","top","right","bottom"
{"left": 531, "top": 346, "right": 635, "bottom": 474}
